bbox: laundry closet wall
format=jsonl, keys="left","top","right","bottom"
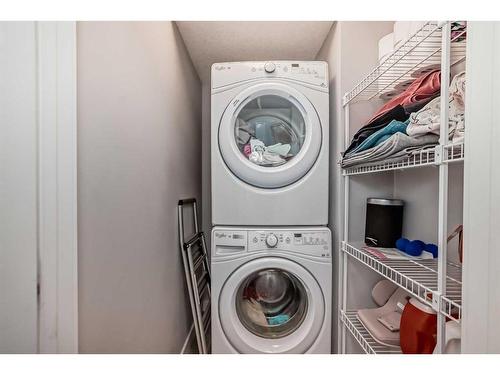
{"left": 77, "top": 21, "right": 202, "bottom": 353}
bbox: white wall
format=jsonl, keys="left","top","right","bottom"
{"left": 393, "top": 165, "right": 464, "bottom": 265}
{"left": 77, "top": 21, "right": 201, "bottom": 353}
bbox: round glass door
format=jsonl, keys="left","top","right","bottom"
{"left": 235, "top": 268, "right": 308, "bottom": 339}
{"left": 218, "top": 83, "right": 322, "bottom": 189}
{"left": 235, "top": 95, "right": 306, "bottom": 167}
{"left": 218, "top": 257, "right": 325, "bottom": 353}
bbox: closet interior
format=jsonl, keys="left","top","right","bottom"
{"left": 5, "top": 19, "right": 500, "bottom": 356}
{"left": 337, "top": 21, "right": 467, "bottom": 354}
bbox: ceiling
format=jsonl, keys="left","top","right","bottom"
{"left": 176, "top": 21, "right": 334, "bottom": 82}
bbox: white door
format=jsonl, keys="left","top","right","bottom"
{"left": 0, "top": 22, "right": 39, "bottom": 353}
{"left": 218, "top": 257, "right": 325, "bottom": 353}
{"left": 0, "top": 21, "right": 77, "bottom": 354}
{"left": 218, "top": 82, "right": 322, "bottom": 188}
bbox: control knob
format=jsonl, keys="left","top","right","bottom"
{"left": 265, "top": 233, "right": 278, "bottom": 248}
{"left": 264, "top": 62, "right": 276, "bottom": 73}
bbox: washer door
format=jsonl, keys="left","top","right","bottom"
{"left": 218, "top": 83, "right": 322, "bottom": 188}
{"left": 219, "top": 257, "right": 325, "bottom": 353}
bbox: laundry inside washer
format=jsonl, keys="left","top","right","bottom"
{"left": 235, "top": 94, "right": 306, "bottom": 167}
{"left": 236, "top": 268, "right": 308, "bottom": 339}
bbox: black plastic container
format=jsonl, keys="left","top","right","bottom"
{"left": 365, "top": 198, "right": 404, "bottom": 247}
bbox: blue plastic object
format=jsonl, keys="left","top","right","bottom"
{"left": 425, "top": 243, "right": 438, "bottom": 258}
{"left": 396, "top": 237, "right": 410, "bottom": 251}
{"left": 405, "top": 240, "right": 425, "bottom": 256}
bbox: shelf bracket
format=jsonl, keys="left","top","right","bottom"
{"left": 431, "top": 291, "right": 442, "bottom": 311}
{"left": 434, "top": 144, "right": 444, "bottom": 165}
{"left": 342, "top": 93, "right": 349, "bottom": 107}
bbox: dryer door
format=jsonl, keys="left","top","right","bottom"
{"left": 218, "top": 257, "right": 325, "bottom": 353}
{"left": 218, "top": 82, "right": 322, "bottom": 188}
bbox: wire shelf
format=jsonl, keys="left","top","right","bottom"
{"left": 342, "top": 242, "right": 462, "bottom": 322}
{"left": 443, "top": 142, "right": 465, "bottom": 163}
{"left": 343, "top": 21, "right": 467, "bottom": 105}
{"left": 342, "top": 142, "right": 464, "bottom": 176}
{"left": 340, "top": 310, "right": 402, "bottom": 354}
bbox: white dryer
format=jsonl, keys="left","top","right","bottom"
{"left": 211, "top": 61, "right": 329, "bottom": 226}
{"left": 211, "top": 226, "right": 331, "bottom": 354}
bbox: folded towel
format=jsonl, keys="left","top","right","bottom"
{"left": 344, "top": 105, "right": 409, "bottom": 155}
{"left": 403, "top": 91, "right": 439, "bottom": 115}
{"left": 346, "top": 119, "right": 409, "bottom": 157}
{"left": 370, "top": 69, "right": 441, "bottom": 121}
{"left": 406, "top": 71, "right": 466, "bottom": 143}
{"left": 343, "top": 145, "right": 435, "bottom": 170}
{"left": 342, "top": 133, "right": 439, "bottom": 168}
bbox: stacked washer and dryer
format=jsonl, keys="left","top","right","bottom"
{"left": 210, "top": 61, "right": 332, "bottom": 353}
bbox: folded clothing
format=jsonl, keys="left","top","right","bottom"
{"left": 406, "top": 71, "right": 466, "bottom": 143}
{"left": 344, "top": 105, "right": 408, "bottom": 155}
{"left": 345, "top": 119, "right": 409, "bottom": 157}
{"left": 370, "top": 69, "right": 441, "bottom": 121}
{"left": 343, "top": 144, "right": 436, "bottom": 170}
{"left": 403, "top": 91, "right": 439, "bottom": 115}
{"left": 342, "top": 132, "right": 439, "bottom": 168}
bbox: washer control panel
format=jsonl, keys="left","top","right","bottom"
{"left": 211, "top": 61, "right": 328, "bottom": 90}
{"left": 212, "top": 227, "right": 331, "bottom": 258}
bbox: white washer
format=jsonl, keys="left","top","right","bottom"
{"left": 211, "top": 226, "right": 331, "bottom": 354}
{"left": 211, "top": 61, "right": 329, "bottom": 226}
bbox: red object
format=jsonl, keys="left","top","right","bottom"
{"left": 370, "top": 69, "right": 441, "bottom": 121}
{"left": 400, "top": 298, "right": 437, "bottom": 354}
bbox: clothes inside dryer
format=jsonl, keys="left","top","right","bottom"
{"left": 235, "top": 268, "right": 308, "bottom": 339}
{"left": 235, "top": 95, "right": 306, "bottom": 167}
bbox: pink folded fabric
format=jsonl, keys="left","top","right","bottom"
{"left": 370, "top": 69, "right": 441, "bottom": 121}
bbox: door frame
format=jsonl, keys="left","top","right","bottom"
{"left": 461, "top": 21, "right": 500, "bottom": 353}
{"left": 37, "top": 21, "right": 78, "bottom": 353}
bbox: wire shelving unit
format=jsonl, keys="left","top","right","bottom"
{"left": 342, "top": 242, "right": 462, "bottom": 321}
{"left": 339, "top": 21, "right": 466, "bottom": 354}
{"left": 342, "top": 142, "right": 464, "bottom": 176}
{"left": 343, "top": 22, "right": 466, "bottom": 106}
{"left": 340, "top": 310, "right": 402, "bottom": 354}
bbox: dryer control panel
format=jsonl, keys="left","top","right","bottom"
{"left": 212, "top": 227, "right": 331, "bottom": 259}
{"left": 211, "top": 61, "right": 328, "bottom": 90}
